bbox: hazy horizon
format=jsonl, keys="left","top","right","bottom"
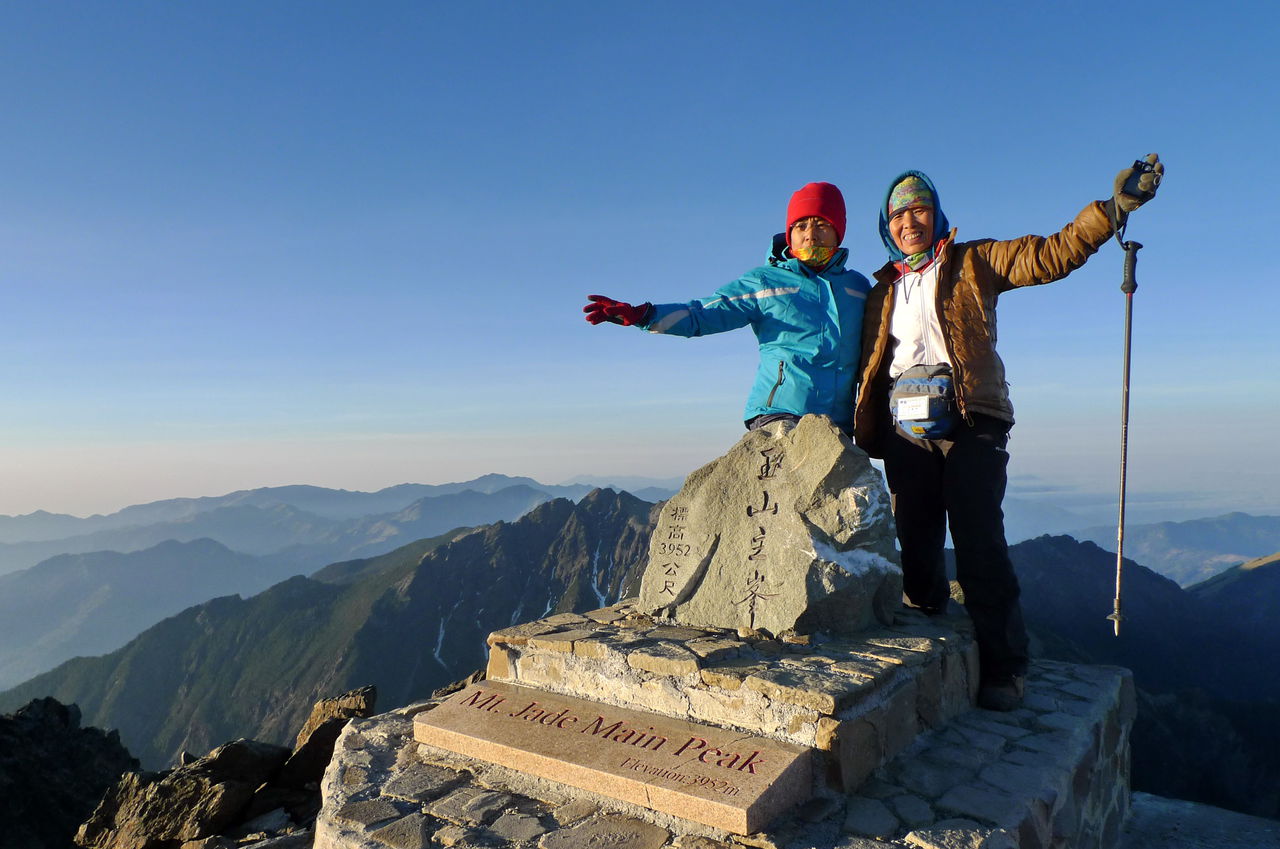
{"left": 3, "top": 466, "right": 1274, "bottom": 533}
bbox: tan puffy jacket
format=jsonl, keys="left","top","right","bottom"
{"left": 853, "top": 201, "right": 1113, "bottom": 456}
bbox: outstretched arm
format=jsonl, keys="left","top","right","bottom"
{"left": 582, "top": 274, "right": 767, "bottom": 337}
{"left": 984, "top": 154, "right": 1164, "bottom": 291}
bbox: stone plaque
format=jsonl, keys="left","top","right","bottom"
{"left": 413, "top": 681, "right": 812, "bottom": 834}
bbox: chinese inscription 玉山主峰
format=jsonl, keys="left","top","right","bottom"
{"left": 737, "top": 445, "right": 787, "bottom": 628}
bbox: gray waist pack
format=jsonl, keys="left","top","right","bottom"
{"left": 890, "top": 364, "right": 958, "bottom": 439}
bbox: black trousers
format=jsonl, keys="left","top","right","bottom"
{"left": 881, "top": 413, "right": 1029, "bottom": 681}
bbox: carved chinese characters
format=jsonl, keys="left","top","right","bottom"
{"left": 644, "top": 502, "right": 709, "bottom": 607}
{"left": 735, "top": 445, "right": 787, "bottom": 628}
{"left": 638, "top": 415, "right": 902, "bottom": 636}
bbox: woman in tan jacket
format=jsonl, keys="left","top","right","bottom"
{"left": 854, "top": 157, "right": 1163, "bottom": 710}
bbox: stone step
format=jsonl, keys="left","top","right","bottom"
{"left": 487, "top": 602, "right": 979, "bottom": 792}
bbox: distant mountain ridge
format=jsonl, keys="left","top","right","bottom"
{"left": 0, "top": 486, "right": 582, "bottom": 685}
{"left": 0, "top": 474, "right": 676, "bottom": 546}
{"left": 0, "top": 476, "right": 677, "bottom": 576}
{"left": 559, "top": 474, "right": 684, "bottom": 504}
{"left": 1072, "top": 512, "right": 1280, "bottom": 586}
{"left": 0, "top": 476, "right": 677, "bottom": 692}
{"left": 0, "top": 539, "right": 293, "bottom": 690}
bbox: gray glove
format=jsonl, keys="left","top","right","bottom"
{"left": 1113, "top": 153, "right": 1164, "bottom": 213}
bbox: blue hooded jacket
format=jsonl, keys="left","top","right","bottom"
{"left": 641, "top": 243, "right": 871, "bottom": 430}
{"left": 878, "top": 170, "right": 951, "bottom": 262}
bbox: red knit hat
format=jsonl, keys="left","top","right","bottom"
{"left": 786, "top": 182, "right": 846, "bottom": 245}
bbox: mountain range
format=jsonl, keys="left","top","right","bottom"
{"left": 0, "top": 475, "right": 592, "bottom": 542}
{"left": 1008, "top": 534, "right": 1280, "bottom": 815}
{"left": 1184, "top": 550, "right": 1280, "bottom": 656}
{"left": 2, "top": 493, "right": 1278, "bottom": 817}
{"left": 0, "top": 476, "right": 678, "bottom": 689}
{"left": 1, "top": 474, "right": 1278, "bottom": 818}
{"left": 0, "top": 489, "right": 654, "bottom": 768}
{"left": 1010, "top": 535, "right": 1277, "bottom": 702}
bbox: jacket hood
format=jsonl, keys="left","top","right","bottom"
{"left": 878, "top": 170, "right": 951, "bottom": 262}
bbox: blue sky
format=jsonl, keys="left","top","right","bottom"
{"left": 1, "top": 1, "right": 1276, "bottom": 519}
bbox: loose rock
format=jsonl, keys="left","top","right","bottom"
{"left": 77, "top": 739, "right": 291, "bottom": 849}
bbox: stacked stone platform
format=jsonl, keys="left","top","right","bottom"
{"left": 316, "top": 603, "right": 1135, "bottom": 849}
{"left": 484, "top": 601, "right": 978, "bottom": 792}
{"left": 314, "top": 662, "right": 1133, "bottom": 849}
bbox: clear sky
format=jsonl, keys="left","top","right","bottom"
{"left": 1, "top": 1, "right": 1277, "bottom": 519}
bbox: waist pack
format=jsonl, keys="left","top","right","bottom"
{"left": 890, "top": 363, "right": 958, "bottom": 439}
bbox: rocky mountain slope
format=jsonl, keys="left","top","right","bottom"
{"left": 0, "top": 489, "right": 654, "bottom": 768}
{"left": 0, "top": 698, "right": 138, "bottom": 849}
{"left": 1185, "top": 549, "right": 1280, "bottom": 687}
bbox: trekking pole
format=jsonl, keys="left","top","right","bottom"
{"left": 1108, "top": 240, "right": 1142, "bottom": 637}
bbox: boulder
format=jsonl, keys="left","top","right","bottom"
{"left": 638, "top": 415, "right": 901, "bottom": 635}
{"left": 274, "top": 685, "right": 376, "bottom": 790}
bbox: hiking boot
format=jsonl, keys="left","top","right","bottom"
{"left": 977, "top": 675, "right": 1025, "bottom": 712}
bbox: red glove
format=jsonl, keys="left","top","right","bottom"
{"left": 583, "top": 294, "right": 653, "bottom": 327}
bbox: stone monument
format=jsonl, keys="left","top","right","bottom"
{"left": 637, "top": 415, "right": 902, "bottom": 636}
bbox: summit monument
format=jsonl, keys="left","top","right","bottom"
{"left": 637, "top": 415, "right": 902, "bottom": 636}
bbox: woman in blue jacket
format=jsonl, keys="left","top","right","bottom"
{"left": 584, "top": 182, "right": 871, "bottom": 433}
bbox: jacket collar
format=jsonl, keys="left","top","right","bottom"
{"left": 874, "top": 229, "right": 957, "bottom": 284}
